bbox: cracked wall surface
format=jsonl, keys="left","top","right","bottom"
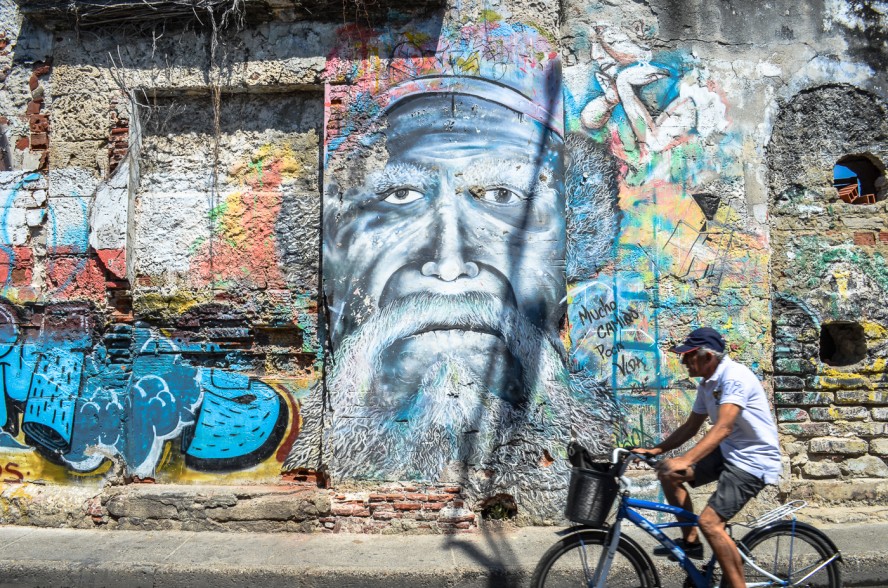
{"left": 0, "top": 0, "right": 884, "bottom": 529}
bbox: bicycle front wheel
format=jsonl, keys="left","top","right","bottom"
{"left": 531, "top": 528, "right": 658, "bottom": 588}
{"left": 733, "top": 521, "right": 841, "bottom": 588}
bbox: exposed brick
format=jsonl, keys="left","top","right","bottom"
{"left": 385, "top": 493, "right": 405, "bottom": 501}
{"left": 837, "top": 391, "right": 888, "bottom": 405}
{"left": 442, "top": 486, "right": 462, "bottom": 493}
{"left": 808, "top": 436, "right": 867, "bottom": 455}
{"left": 30, "top": 132, "right": 47, "bottom": 149}
{"left": 775, "top": 392, "right": 834, "bottom": 406}
{"left": 405, "top": 493, "right": 428, "bottom": 501}
{"left": 32, "top": 63, "right": 50, "bottom": 76}
{"left": 368, "top": 494, "right": 387, "bottom": 502}
{"left": 880, "top": 232, "right": 888, "bottom": 244}
{"left": 372, "top": 510, "right": 401, "bottom": 520}
{"left": 25, "top": 100, "right": 42, "bottom": 115}
{"left": 424, "top": 502, "right": 446, "bottom": 511}
{"left": 14, "top": 136, "right": 28, "bottom": 150}
{"left": 777, "top": 408, "right": 808, "bottom": 422}
{"left": 28, "top": 74, "right": 38, "bottom": 91}
{"left": 393, "top": 502, "right": 422, "bottom": 511}
{"left": 455, "top": 522, "right": 474, "bottom": 529}
{"left": 810, "top": 406, "right": 869, "bottom": 421}
{"left": 426, "top": 493, "right": 453, "bottom": 502}
{"left": 331, "top": 504, "right": 370, "bottom": 517}
{"left": 29, "top": 114, "right": 48, "bottom": 133}
{"left": 853, "top": 232, "right": 876, "bottom": 246}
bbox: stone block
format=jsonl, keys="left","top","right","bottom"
{"left": 846, "top": 422, "right": 888, "bottom": 438}
{"left": 774, "top": 376, "right": 804, "bottom": 390}
{"left": 774, "top": 392, "right": 834, "bottom": 406}
{"left": 51, "top": 93, "right": 110, "bottom": 142}
{"left": 808, "top": 436, "right": 867, "bottom": 455}
{"left": 838, "top": 391, "right": 888, "bottom": 405}
{"left": 779, "top": 422, "right": 833, "bottom": 438}
{"left": 48, "top": 140, "right": 105, "bottom": 171}
{"left": 810, "top": 406, "right": 869, "bottom": 421}
{"left": 874, "top": 408, "right": 888, "bottom": 421}
{"left": 777, "top": 408, "right": 808, "bottom": 422}
{"left": 822, "top": 376, "right": 871, "bottom": 391}
{"left": 844, "top": 455, "right": 888, "bottom": 478}
{"left": 774, "top": 358, "right": 816, "bottom": 375}
{"left": 791, "top": 478, "right": 888, "bottom": 505}
{"left": 870, "top": 439, "right": 888, "bottom": 455}
{"left": 802, "top": 460, "right": 841, "bottom": 478}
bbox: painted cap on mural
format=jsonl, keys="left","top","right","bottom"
{"left": 325, "top": 19, "right": 564, "bottom": 150}
{"left": 669, "top": 327, "right": 726, "bottom": 354}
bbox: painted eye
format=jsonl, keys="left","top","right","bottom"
{"left": 482, "top": 187, "right": 521, "bottom": 204}
{"left": 383, "top": 188, "right": 423, "bottom": 204}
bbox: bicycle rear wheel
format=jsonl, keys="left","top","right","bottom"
{"left": 531, "top": 528, "right": 658, "bottom": 588}
{"left": 732, "top": 521, "right": 841, "bottom": 588}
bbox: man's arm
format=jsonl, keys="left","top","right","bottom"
{"left": 634, "top": 411, "right": 708, "bottom": 456}
{"left": 661, "top": 403, "right": 742, "bottom": 475}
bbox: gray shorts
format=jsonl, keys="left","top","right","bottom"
{"left": 690, "top": 448, "right": 766, "bottom": 520}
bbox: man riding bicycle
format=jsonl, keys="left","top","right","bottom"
{"left": 633, "top": 327, "right": 781, "bottom": 588}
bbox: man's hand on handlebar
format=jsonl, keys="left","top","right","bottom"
{"left": 628, "top": 446, "right": 663, "bottom": 457}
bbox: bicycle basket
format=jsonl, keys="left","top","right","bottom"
{"left": 564, "top": 464, "right": 619, "bottom": 526}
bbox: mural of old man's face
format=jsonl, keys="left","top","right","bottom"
{"left": 285, "top": 23, "right": 620, "bottom": 515}
{"left": 328, "top": 91, "right": 566, "bottom": 400}
{"left": 323, "top": 84, "right": 572, "bottom": 480}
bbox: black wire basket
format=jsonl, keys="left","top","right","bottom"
{"left": 564, "top": 464, "right": 619, "bottom": 527}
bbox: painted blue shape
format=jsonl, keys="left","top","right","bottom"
{"left": 22, "top": 349, "right": 84, "bottom": 451}
{"left": 185, "top": 368, "right": 281, "bottom": 461}
{"left": 0, "top": 431, "right": 28, "bottom": 449}
{"left": 0, "top": 344, "right": 41, "bottom": 402}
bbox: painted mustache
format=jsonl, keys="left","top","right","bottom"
{"left": 327, "top": 291, "right": 566, "bottom": 406}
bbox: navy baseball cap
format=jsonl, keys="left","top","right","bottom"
{"left": 669, "top": 327, "right": 726, "bottom": 354}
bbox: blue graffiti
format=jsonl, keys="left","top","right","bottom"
{"left": 0, "top": 302, "right": 286, "bottom": 476}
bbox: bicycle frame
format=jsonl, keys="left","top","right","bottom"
{"left": 594, "top": 494, "right": 813, "bottom": 588}
{"left": 593, "top": 494, "right": 717, "bottom": 588}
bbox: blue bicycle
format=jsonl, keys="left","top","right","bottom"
{"left": 532, "top": 448, "right": 842, "bottom": 587}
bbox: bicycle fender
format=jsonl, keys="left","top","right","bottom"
{"left": 738, "top": 520, "right": 843, "bottom": 562}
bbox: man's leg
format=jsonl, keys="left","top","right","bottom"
{"left": 698, "top": 506, "right": 743, "bottom": 587}
{"left": 660, "top": 477, "right": 698, "bottom": 543}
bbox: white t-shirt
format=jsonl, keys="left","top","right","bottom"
{"left": 692, "top": 356, "right": 782, "bottom": 484}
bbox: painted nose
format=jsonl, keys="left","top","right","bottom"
{"left": 421, "top": 195, "right": 479, "bottom": 282}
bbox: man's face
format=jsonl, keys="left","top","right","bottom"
{"left": 324, "top": 93, "right": 566, "bottom": 410}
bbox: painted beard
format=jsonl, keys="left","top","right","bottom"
{"left": 303, "top": 292, "right": 612, "bottom": 519}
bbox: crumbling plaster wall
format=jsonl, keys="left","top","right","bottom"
{"left": 0, "top": 0, "right": 884, "bottom": 531}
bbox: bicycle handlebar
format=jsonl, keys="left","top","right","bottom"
{"left": 612, "top": 447, "right": 660, "bottom": 468}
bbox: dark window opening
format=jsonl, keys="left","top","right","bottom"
{"left": 480, "top": 494, "right": 518, "bottom": 520}
{"left": 833, "top": 155, "right": 885, "bottom": 205}
{"left": 819, "top": 322, "right": 867, "bottom": 366}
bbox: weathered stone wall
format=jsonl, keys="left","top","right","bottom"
{"left": 0, "top": 0, "right": 884, "bottom": 530}
{"left": 769, "top": 85, "right": 888, "bottom": 517}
